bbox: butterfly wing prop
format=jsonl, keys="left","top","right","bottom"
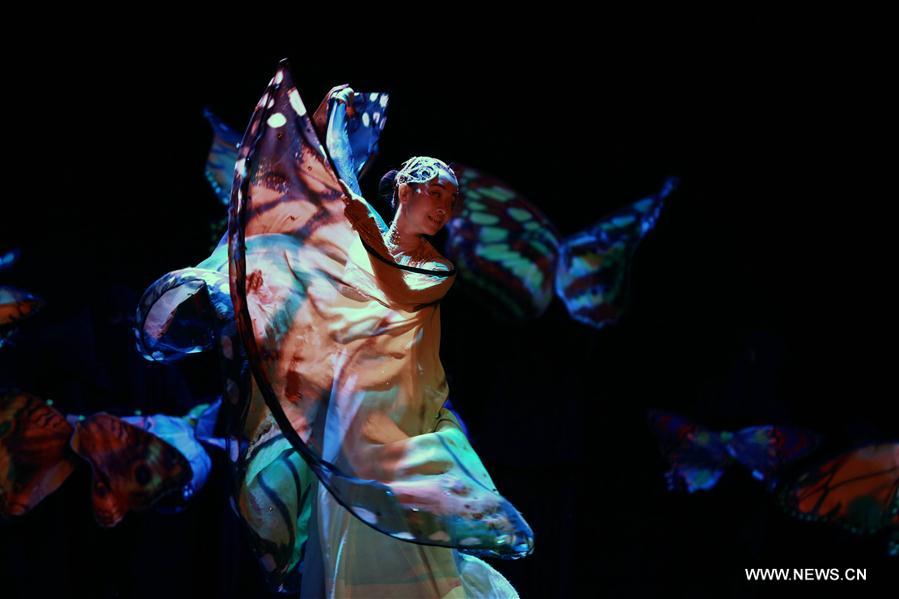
{"left": 445, "top": 164, "right": 560, "bottom": 320}
{"left": 204, "top": 89, "right": 387, "bottom": 207}
{"left": 727, "top": 425, "right": 820, "bottom": 488}
{"left": 0, "top": 391, "right": 77, "bottom": 517}
{"left": 314, "top": 89, "right": 389, "bottom": 185}
{"left": 780, "top": 443, "right": 898, "bottom": 537}
{"left": 122, "top": 411, "right": 213, "bottom": 511}
{"left": 204, "top": 109, "right": 242, "bottom": 207}
{"left": 647, "top": 410, "right": 731, "bottom": 493}
{"left": 556, "top": 178, "right": 677, "bottom": 329}
{"left": 70, "top": 413, "right": 192, "bottom": 527}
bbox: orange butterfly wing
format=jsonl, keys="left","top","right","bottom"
{"left": 783, "top": 443, "right": 899, "bottom": 535}
{"left": 70, "top": 414, "right": 192, "bottom": 527}
{"left": 0, "top": 391, "right": 77, "bottom": 516}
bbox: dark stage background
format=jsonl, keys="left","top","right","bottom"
{"left": 2, "top": 30, "right": 895, "bottom": 598}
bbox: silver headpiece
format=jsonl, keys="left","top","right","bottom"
{"left": 395, "top": 156, "right": 458, "bottom": 187}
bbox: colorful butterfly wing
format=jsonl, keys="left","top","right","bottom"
{"left": 70, "top": 414, "right": 192, "bottom": 527}
{"left": 781, "top": 443, "right": 899, "bottom": 535}
{"left": 727, "top": 425, "right": 820, "bottom": 486}
{"left": 0, "top": 391, "right": 77, "bottom": 516}
{"left": 444, "top": 164, "right": 559, "bottom": 320}
{"left": 310, "top": 87, "right": 389, "bottom": 182}
{"left": 122, "top": 413, "right": 212, "bottom": 510}
{"left": 204, "top": 108, "right": 242, "bottom": 206}
{"left": 0, "top": 285, "right": 44, "bottom": 326}
{"left": 205, "top": 90, "right": 386, "bottom": 207}
{"left": 556, "top": 177, "right": 677, "bottom": 329}
{"left": 647, "top": 410, "right": 731, "bottom": 493}
{"left": 343, "top": 91, "right": 389, "bottom": 181}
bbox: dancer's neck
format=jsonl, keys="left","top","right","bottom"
{"left": 386, "top": 221, "right": 423, "bottom": 256}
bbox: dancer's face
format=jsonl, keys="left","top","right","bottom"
{"left": 397, "top": 169, "right": 458, "bottom": 236}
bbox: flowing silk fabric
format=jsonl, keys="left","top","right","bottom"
{"left": 227, "top": 60, "right": 532, "bottom": 597}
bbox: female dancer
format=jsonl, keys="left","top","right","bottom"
{"left": 227, "top": 61, "right": 533, "bottom": 597}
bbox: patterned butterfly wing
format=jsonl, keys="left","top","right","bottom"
{"left": 70, "top": 414, "right": 192, "bottom": 527}
{"left": 310, "top": 88, "right": 389, "bottom": 185}
{"left": 122, "top": 413, "right": 213, "bottom": 511}
{"left": 781, "top": 443, "right": 899, "bottom": 536}
{"left": 0, "top": 285, "right": 44, "bottom": 326}
{"left": 204, "top": 108, "right": 242, "bottom": 207}
{"left": 727, "top": 425, "right": 820, "bottom": 488}
{"left": 0, "top": 391, "right": 77, "bottom": 516}
{"left": 647, "top": 409, "right": 732, "bottom": 493}
{"left": 348, "top": 92, "right": 388, "bottom": 179}
{"left": 445, "top": 164, "right": 559, "bottom": 320}
{"left": 205, "top": 90, "right": 387, "bottom": 207}
{"left": 556, "top": 177, "right": 677, "bottom": 329}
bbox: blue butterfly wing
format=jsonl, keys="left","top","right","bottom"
{"left": 648, "top": 410, "right": 731, "bottom": 493}
{"left": 556, "top": 177, "right": 677, "bottom": 329}
{"left": 728, "top": 425, "right": 820, "bottom": 487}
{"left": 347, "top": 91, "right": 389, "bottom": 180}
{"left": 203, "top": 109, "right": 242, "bottom": 206}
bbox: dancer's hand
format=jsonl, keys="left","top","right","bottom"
{"left": 326, "top": 84, "right": 354, "bottom": 106}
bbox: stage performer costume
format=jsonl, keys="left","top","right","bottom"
{"left": 224, "top": 60, "right": 533, "bottom": 598}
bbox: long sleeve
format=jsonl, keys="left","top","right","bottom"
{"left": 325, "top": 97, "right": 455, "bottom": 308}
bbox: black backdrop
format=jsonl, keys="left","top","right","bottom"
{"left": 2, "top": 27, "right": 896, "bottom": 598}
